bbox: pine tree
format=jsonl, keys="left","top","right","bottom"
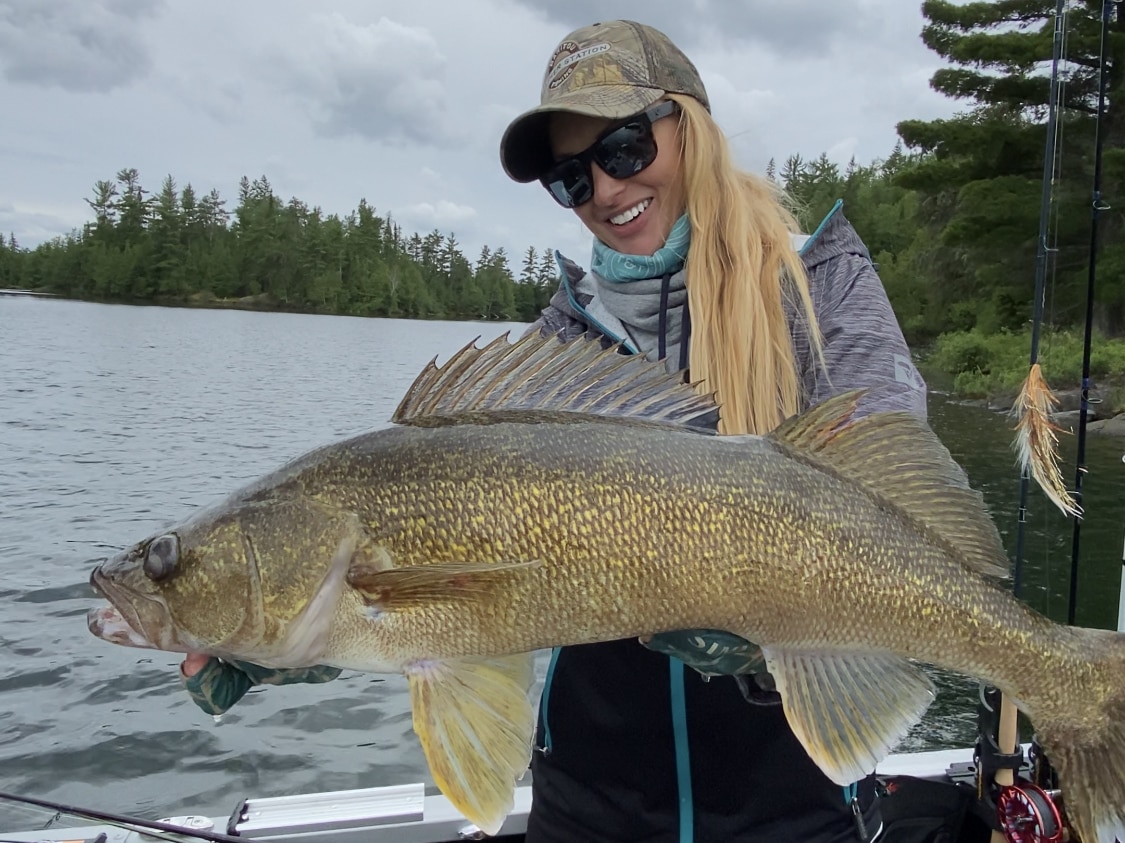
{"left": 536, "top": 246, "right": 557, "bottom": 287}
{"left": 896, "top": 0, "right": 1125, "bottom": 332}
{"left": 519, "top": 246, "right": 537, "bottom": 285}
{"left": 780, "top": 154, "right": 807, "bottom": 194}
{"left": 150, "top": 174, "right": 186, "bottom": 295}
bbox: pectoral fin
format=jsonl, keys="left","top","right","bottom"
{"left": 348, "top": 561, "right": 540, "bottom": 609}
{"left": 762, "top": 647, "right": 935, "bottom": 785}
{"left": 407, "top": 655, "right": 535, "bottom": 836}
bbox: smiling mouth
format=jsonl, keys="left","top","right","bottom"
{"left": 609, "top": 198, "right": 652, "bottom": 226}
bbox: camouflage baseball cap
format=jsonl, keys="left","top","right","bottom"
{"left": 500, "top": 20, "right": 710, "bottom": 183}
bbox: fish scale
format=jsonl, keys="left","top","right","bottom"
{"left": 88, "top": 331, "right": 1125, "bottom": 842}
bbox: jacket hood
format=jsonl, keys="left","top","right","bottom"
{"left": 794, "top": 200, "right": 871, "bottom": 269}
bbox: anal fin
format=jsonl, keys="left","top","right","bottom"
{"left": 407, "top": 654, "right": 535, "bottom": 836}
{"left": 763, "top": 647, "right": 935, "bottom": 785}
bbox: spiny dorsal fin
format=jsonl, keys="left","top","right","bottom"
{"left": 392, "top": 331, "right": 719, "bottom": 430}
{"left": 769, "top": 390, "right": 1009, "bottom": 580}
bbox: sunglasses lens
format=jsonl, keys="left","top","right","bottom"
{"left": 539, "top": 106, "right": 667, "bottom": 207}
{"left": 542, "top": 158, "right": 593, "bottom": 208}
{"left": 595, "top": 122, "right": 657, "bottom": 179}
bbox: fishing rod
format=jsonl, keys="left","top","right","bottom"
{"left": 1012, "top": 0, "right": 1070, "bottom": 596}
{"left": 1066, "top": 0, "right": 1117, "bottom": 625}
{"left": 983, "top": 3, "right": 1071, "bottom": 842}
{"left": 0, "top": 791, "right": 241, "bottom": 843}
{"left": 988, "top": 5, "right": 1125, "bottom": 841}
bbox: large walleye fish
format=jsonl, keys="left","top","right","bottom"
{"left": 88, "top": 332, "right": 1125, "bottom": 842}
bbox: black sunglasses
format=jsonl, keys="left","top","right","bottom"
{"left": 539, "top": 100, "right": 680, "bottom": 209}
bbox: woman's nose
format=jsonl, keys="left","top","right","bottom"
{"left": 589, "top": 163, "right": 625, "bottom": 207}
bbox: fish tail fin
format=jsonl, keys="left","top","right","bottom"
{"left": 1032, "top": 627, "right": 1125, "bottom": 843}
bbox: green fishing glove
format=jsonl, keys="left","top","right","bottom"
{"left": 183, "top": 658, "right": 342, "bottom": 716}
{"left": 643, "top": 629, "right": 769, "bottom": 677}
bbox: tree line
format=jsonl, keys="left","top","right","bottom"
{"left": 2, "top": 0, "right": 1124, "bottom": 347}
{"left": 0, "top": 171, "right": 559, "bottom": 322}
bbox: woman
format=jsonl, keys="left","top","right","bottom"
{"left": 182, "top": 18, "right": 929, "bottom": 842}
{"left": 497, "top": 18, "right": 927, "bottom": 843}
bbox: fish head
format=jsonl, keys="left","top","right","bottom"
{"left": 88, "top": 506, "right": 259, "bottom": 655}
{"left": 88, "top": 493, "right": 383, "bottom": 667}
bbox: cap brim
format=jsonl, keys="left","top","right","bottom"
{"left": 499, "top": 86, "right": 665, "bottom": 183}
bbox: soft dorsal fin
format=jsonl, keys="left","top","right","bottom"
{"left": 392, "top": 331, "right": 719, "bottom": 431}
{"left": 769, "top": 390, "right": 1009, "bottom": 579}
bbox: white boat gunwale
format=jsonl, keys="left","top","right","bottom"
{"left": 1, "top": 744, "right": 1010, "bottom": 843}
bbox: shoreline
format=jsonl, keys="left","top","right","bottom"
{"left": 940, "top": 388, "right": 1125, "bottom": 437}
{"left": 0, "top": 289, "right": 523, "bottom": 323}
{"left": 0, "top": 289, "right": 60, "bottom": 297}
{"left": 9, "top": 290, "right": 1125, "bottom": 436}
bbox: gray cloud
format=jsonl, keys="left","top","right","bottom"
{"left": 0, "top": 201, "right": 80, "bottom": 246}
{"left": 0, "top": 0, "right": 957, "bottom": 268}
{"left": 509, "top": 0, "right": 874, "bottom": 58}
{"left": 398, "top": 199, "right": 478, "bottom": 229}
{"left": 0, "top": 0, "right": 164, "bottom": 92}
{"left": 268, "top": 13, "right": 461, "bottom": 147}
{"left": 0, "top": 140, "right": 78, "bottom": 167}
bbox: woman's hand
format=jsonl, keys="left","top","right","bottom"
{"left": 178, "top": 654, "right": 343, "bottom": 716}
{"left": 180, "top": 652, "right": 211, "bottom": 678}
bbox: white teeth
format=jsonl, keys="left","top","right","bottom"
{"left": 610, "top": 199, "right": 651, "bottom": 226}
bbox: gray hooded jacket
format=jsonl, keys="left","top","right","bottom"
{"left": 523, "top": 202, "right": 928, "bottom": 843}
{"left": 533, "top": 200, "right": 927, "bottom": 422}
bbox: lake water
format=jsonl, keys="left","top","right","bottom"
{"left": 1, "top": 296, "right": 1123, "bottom": 830}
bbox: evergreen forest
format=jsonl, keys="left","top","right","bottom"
{"left": 3, "top": 1, "right": 1125, "bottom": 398}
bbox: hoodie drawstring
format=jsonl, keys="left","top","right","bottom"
{"left": 658, "top": 270, "right": 671, "bottom": 362}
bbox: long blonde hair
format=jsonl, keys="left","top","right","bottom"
{"left": 669, "top": 93, "right": 822, "bottom": 435}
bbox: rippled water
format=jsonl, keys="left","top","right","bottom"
{"left": 0, "top": 298, "right": 530, "bottom": 830}
{"left": 1, "top": 296, "right": 1123, "bottom": 830}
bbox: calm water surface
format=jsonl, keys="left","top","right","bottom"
{"left": 1, "top": 297, "right": 1123, "bottom": 829}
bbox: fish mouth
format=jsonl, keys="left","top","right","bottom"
{"left": 87, "top": 563, "right": 187, "bottom": 653}
{"left": 86, "top": 604, "right": 158, "bottom": 649}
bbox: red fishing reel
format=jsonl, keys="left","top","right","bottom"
{"left": 996, "top": 783, "right": 1064, "bottom": 843}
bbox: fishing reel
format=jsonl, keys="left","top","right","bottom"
{"left": 996, "top": 782, "right": 1064, "bottom": 843}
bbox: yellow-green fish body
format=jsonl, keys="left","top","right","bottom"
{"left": 88, "top": 332, "right": 1125, "bottom": 842}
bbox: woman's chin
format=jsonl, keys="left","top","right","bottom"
{"left": 600, "top": 227, "right": 664, "bottom": 258}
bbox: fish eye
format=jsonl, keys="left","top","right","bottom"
{"left": 143, "top": 534, "right": 180, "bottom": 581}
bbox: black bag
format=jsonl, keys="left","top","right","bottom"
{"left": 877, "top": 776, "right": 992, "bottom": 843}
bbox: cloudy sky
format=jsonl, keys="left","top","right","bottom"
{"left": 1, "top": 0, "right": 962, "bottom": 267}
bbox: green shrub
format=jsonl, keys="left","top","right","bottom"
{"left": 1089, "top": 341, "right": 1125, "bottom": 380}
{"left": 929, "top": 330, "right": 993, "bottom": 375}
{"left": 952, "top": 369, "right": 992, "bottom": 398}
{"left": 923, "top": 329, "right": 1125, "bottom": 401}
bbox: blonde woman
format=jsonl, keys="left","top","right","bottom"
{"left": 180, "top": 18, "right": 928, "bottom": 842}
{"left": 500, "top": 19, "right": 927, "bottom": 843}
